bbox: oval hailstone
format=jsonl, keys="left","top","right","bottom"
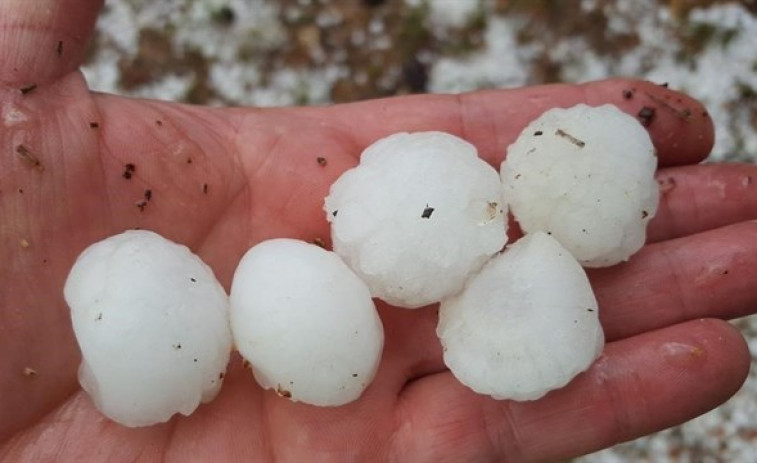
{"left": 64, "top": 230, "right": 232, "bottom": 427}
{"left": 438, "top": 231, "right": 604, "bottom": 401}
{"left": 230, "top": 239, "right": 383, "bottom": 407}
{"left": 325, "top": 131, "right": 507, "bottom": 308}
{"left": 501, "top": 104, "right": 658, "bottom": 267}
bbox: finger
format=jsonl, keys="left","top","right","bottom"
{"left": 0, "top": 0, "right": 103, "bottom": 86}
{"left": 390, "top": 220, "right": 757, "bottom": 385}
{"left": 391, "top": 319, "right": 749, "bottom": 462}
{"left": 648, "top": 163, "right": 757, "bottom": 243}
{"left": 322, "top": 78, "right": 713, "bottom": 167}
{"left": 592, "top": 221, "right": 757, "bottom": 342}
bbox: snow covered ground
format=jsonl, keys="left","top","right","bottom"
{"left": 81, "top": 1, "right": 757, "bottom": 460}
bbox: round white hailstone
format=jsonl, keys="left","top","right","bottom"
{"left": 437, "top": 231, "right": 604, "bottom": 401}
{"left": 230, "top": 238, "right": 384, "bottom": 407}
{"left": 501, "top": 104, "right": 659, "bottom": 267}
{"left": 325, "top": 131, "right": 507, "bottom": 308}
{"left": 64, "top": 230, "right": 232, "bottom": 427}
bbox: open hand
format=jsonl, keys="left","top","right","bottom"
{"left": 2, "top": 1, "right": 757, "bottom": 461}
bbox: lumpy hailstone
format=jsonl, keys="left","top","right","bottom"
{"left": 438, "top": 231, "right": 604, "bottom": 401}
{"left": 64, "top": 230, "right": 232, "bottom": 427}
{"left": 325, "top": 131, "right": 507, "bottom": 308}
{"left": 230, "top": 239, "right": 383, "bottom": 406}
{"left": 501, "top": 104, "right": 659, "bottom": 267}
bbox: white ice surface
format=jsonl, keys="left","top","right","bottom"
{"left": 230, "top": 239, "right": 383, "bottom": 407}
{"left": 438, "top": 231, "right": 604, "bottom": 401}
{"left": 326, "top": 131, "right": 507, "bottom": 308}
{"left": 64, "top": 230, "right": 232, "bottom": 427}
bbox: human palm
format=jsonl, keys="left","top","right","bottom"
{"left": 3, "top": 2, "right": 757, "bottom": 461}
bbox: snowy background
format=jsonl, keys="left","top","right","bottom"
{"left": 83, "top": 1, "right": 757, "bottom": 460}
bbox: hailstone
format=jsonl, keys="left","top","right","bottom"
{"left": 230, "top": 239, "right": 384, "bottom": 406}
{"left": 501, "top": 104, "right": 658, "bottom": 267}
{"left": 325, "top": 131, "right": 507, "bottom": 308}
{"left": 64, "top": 230, "right": 232, "bottom": 427}
{"left": 437, "top": 231, "right": 604, "bottom": 401}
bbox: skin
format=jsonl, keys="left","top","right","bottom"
{"left": 2, "top": 1, "right": 757, "bottom": 461}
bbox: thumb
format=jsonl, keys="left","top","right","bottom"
{"left": 0, "top": 0, "right": 103, "bottom": 87}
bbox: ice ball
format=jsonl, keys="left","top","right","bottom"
{"left": 230, "top": 239, "right": 383, "bottom": 407}
{"left": 64, "top": 230, "right": 232, "bottom": 427}
{"left": 501, "top": 104, "right": 658, "bottom": 267}
{"left": 437, "top": 231, "right": 604, "bottom": 401}
{"left": 325, "top": 131, "right": 507, "bottom": 308}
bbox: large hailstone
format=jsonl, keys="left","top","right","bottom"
{"left": 230, "top": 239, "right": 384, "bottom": 407}
{"left": 501, "top": 104, "right": 658, "bottom": 267}
{"left": 64, "top": 230, "right": 232, "bottom": 427}
{"left": 325, "top": 131, "right": 507, "bottom": 308}
{"left": 437, "top": 231, "right": 604, "bottom": 401}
